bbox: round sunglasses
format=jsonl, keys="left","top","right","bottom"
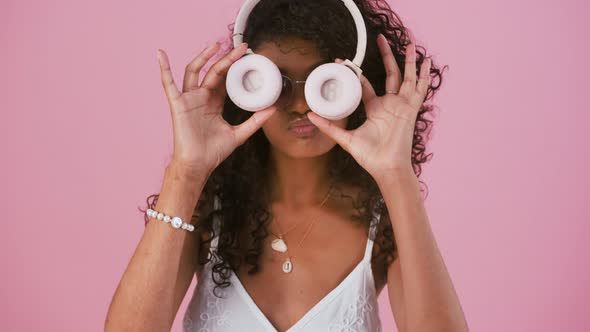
{"left": 276, "top": 74, "right": 307, "bottom": 108}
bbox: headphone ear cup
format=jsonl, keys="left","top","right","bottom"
{"left": 225, "top": 54, "right": 282, "bottom": 112}
{"left": 304, "top": 63, "right": 362, "bottom": 120}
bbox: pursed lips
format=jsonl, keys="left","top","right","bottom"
{"left": 288, "top": 119, "right": 316, "bottom": 129}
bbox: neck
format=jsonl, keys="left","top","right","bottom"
{"left": 266, "top": 148, "right": 334, "bottom": 210}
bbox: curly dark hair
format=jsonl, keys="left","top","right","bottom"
{"left": 140, "top": 0, "right": 446, "bottom": 298}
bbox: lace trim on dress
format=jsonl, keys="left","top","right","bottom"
{"left": 327, "top": 290, "right": 380, "bottom": 332}
{"left": 183, "top": 283, "right": 233, "bottom": 332}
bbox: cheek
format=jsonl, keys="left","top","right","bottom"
{"left": 318, "top": 118, "right": 348, "bottom": 146}
{"left": 261, "top": 114, "right": 283, "bottom": 143}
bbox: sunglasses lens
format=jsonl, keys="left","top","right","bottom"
{"left": 277, "top": 75, "right": 293, "bottom": 107}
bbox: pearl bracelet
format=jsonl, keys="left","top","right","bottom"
{"left": 146, "top": 208, "right": 195, "bottom": 232}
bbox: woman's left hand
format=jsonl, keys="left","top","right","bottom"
{"left": 307, "top": 34, "right": 431, "bottom": 181}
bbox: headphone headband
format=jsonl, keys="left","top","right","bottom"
{"left": 232, "top": 0, "right": 367, "bottom": 69}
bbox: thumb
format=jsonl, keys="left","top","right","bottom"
{"left": 307, "top": 112, "right": 352, "bottom": 151}
{"left": 232, "top": 106, "right": 277, "bottom": 145}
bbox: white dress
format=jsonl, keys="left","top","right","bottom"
{"left": 182, "top": 197, "right": 384, "bottom": 332}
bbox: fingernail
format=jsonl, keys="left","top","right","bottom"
{"left": 156, "top": 49, "right": 162, "bottom": 64}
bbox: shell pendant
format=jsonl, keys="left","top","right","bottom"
{"left": 282, "top": 258, "right": 293, "bottom": 273}
{"left": 271, "top": 238, "right": 288, "bottom": 253}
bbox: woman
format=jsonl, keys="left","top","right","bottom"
{"left": 105, "top": 0, "right": 468, "bottom": 331}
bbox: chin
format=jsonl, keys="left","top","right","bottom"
{"left": 281, "top": 145, "right": 333, "bottom": 159}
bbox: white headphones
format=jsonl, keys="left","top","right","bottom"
{"left": 225, "top": 0, "right": 367, "bottom": 120}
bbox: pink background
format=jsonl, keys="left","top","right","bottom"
{"left": 1, "top": 0, "right": 588, "bottom": 331}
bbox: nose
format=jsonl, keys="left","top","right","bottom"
{"left": 289, "top": 82, "right": 310, "bottom": 115}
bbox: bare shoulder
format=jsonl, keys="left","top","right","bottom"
{"left": 330, "top": 182, "right": 392, "bottom": 293}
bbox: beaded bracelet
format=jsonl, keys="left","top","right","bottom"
{"left": 146, "top": 208, "right": 195, "bottom": 232}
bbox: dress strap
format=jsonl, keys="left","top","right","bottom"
{"left": 363, "top": 200, "right": 383, "bottom": 261}
{"left": 210, "top": 195, "right": 221, "bottom": 249}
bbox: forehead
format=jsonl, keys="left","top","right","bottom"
{"left": 254, "top": 36, "right": 326, "bottom": 75}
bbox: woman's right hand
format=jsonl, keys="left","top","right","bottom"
{"left": 157, "top": 42, "right": 276, "bottom": 175}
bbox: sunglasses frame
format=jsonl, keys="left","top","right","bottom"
{"left": 276, "top": 74, "right": 307, "bottom": 108}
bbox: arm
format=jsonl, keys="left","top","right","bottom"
{"left": 377, "top": 168, "right": 469, "bottom": 332}
{"left": 104, "top": 162, "right": 209, "bottom": 332}
{"left": 386, "top": 255, "right": 408, "bottom": 332}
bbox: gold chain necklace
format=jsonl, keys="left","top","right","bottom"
{"left": 270, "top": 182, "right": 333, "bottom": 273}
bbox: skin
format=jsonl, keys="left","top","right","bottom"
{"left": 307, "top": 34, "right": 469, "bottom": 331}
{"left": 228, "top": 36, "right": 391, "bottom": 331}
{"left": 232, "top": 33, "right": 468, "bottom": 332}
{"left": 143, "top": 31, "right": 467, "bottom": 331}
{"left": 257, "top": 36, "right": 347, "bottom": 207}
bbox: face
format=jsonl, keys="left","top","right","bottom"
{"left": 254, "top": 36, "right": 349, "bottom": 159}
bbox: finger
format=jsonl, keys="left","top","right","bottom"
{"left": 182, "top": 42, "right": 221, "bottom": 93}
{"left": 416, "top": 57, "right": 431, "bottom": 99}
{"left": 201, "top": 42, "right": 249, "bottom": 91}
{"left": 232, "top": 106, "right": 277, "bottom": 145}
{"left": 359, "top": 72, "right": 377, "bottom": 105}
{"left": 400, "top": 42, "right": 417, "bottom": 95}
{"left": 377, "top": 34, "right": 401, "bottom": 93}
{"left": 157, "top": 49, "right": 181, "bottom": 101}
{"left": 306, "top": 112, "right": 353, "bottom": 151}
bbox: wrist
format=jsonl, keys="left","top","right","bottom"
{"left": 155, "top": 165, "right": 209, "bottom": 228}
{"left": 373, "top": 165, "right": 416, "bottom": 185}
{"left": 166, "top": 160, "right": 212, "bottom": 182}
